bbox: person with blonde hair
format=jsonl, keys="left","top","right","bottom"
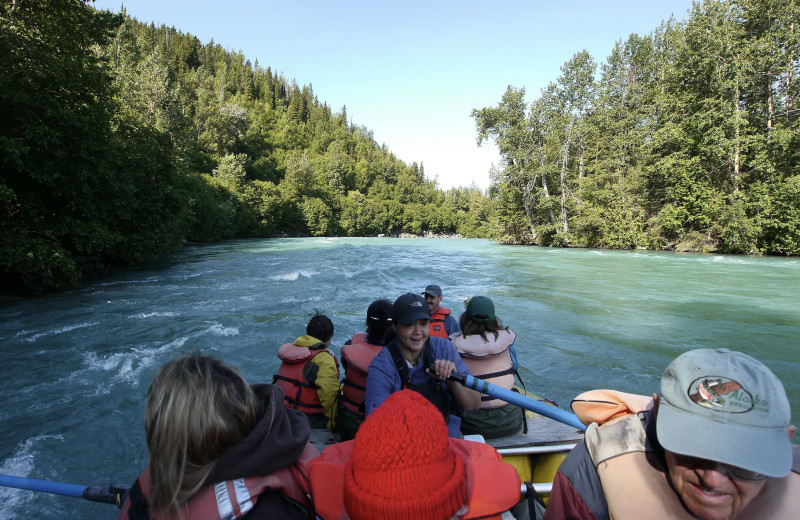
{"left": 118, "top": 352, "right": 317, "bottom": 520}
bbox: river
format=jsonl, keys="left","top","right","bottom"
{"left": 1, "top": 237, "right": 798, "bottom": 518}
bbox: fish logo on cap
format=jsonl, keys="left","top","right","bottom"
{"left": 688, "top": 377, "right": 753, "bottom": 413}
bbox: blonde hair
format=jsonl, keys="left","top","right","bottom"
{"left": 145, "top": 352, "right": 262, "bottom": 517}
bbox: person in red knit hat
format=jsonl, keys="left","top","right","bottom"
{"left": 309, "top": 389, "right": 522, "bottom": 520}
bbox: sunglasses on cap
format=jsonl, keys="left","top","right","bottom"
{"left": 671, "top": 453, "right": 766, "bottom": 481}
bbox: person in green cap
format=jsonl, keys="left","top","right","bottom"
{"left": 450, "top": 296, "right": 524, "bottom": 438}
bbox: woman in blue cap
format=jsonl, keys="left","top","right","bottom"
{"left": 363, "top": 292, "right": 480, "bottom": 437}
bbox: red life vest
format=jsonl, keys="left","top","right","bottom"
{"left": 273, "top": 344, "right": 338, "bottom": 415}
{"left": 451, "top": 330, "right": 516, "bottom": 409}
{"left": 308, "top": 438, "right": 521, "bottom": 520}
{"left": 340, "top": 332, "right": 383, "bottom": 416}
{"left": 429, "top": 307, "right": 452, "bottom": 338}
{"left": 118, "top": 443, "right": 318, "bottom": 520}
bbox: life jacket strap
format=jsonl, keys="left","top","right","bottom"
{"left": 283, "top": 394, "right": 324, "bottom": 410}
{"left": 272, "top": 374, "right": 315, "bottom": 389}
{"left": 512, "top": 387, "right": 528, "bottom": 434}
{"left": 342, "top": 378, "right": 366, "bottom": 392}
{"left": 273, "top": 374, "right": 323, "bottom": 412}
{"left": 387, "top": 339, "right": 412, "bottom": 387}
{"left": 387, "top": 339, "right": 451, "bottom": 420}
{"left": 339, "top": 393, "right": 366, "bottom": 415}
{"left": 473, "top": 367, "right": 515, "bottom": 380}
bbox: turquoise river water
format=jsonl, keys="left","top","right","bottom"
{"left": 1, "top": 237, "right": 798, "bottom": 518}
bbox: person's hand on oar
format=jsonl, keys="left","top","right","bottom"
{"left": 426, "top": 358, "right": 457, "bottom": 381}
{"left": 426, "top": 359, "right": 482, "bottom": 411}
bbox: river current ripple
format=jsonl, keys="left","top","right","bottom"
{"left": 1, "top": 237, "right": 798, "bottom": 518}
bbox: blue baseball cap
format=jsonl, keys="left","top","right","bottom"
{"left": 392, "top": 293, "right": 431, "bottom": 326}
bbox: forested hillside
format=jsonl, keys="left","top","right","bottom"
{"left": 1, "top": 0, "right": 492, "bottom": 295}
{"left": 3, "top": 0, "right": 798, "bottom": 296}
{"left": 474, "top": 0, "right": 799, "bottom": 254}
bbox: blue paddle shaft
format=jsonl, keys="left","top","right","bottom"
{"left": 0, "top": 473, "right": 87, "bottom": 497}
{"left": 460, "top": 373, "right": 587, "bottom": 431}
{"left": 0, "top": 473, "right": 119, "bottom": 504}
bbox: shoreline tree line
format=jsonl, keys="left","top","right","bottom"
{"left": 1, "top": 0, "right": 492, "bottom": 296}
{"left": 474, "top": 0, "right": 798, "bottom": 254}
{"left": 2, "top": 0, "right": 797, "bottom": 296}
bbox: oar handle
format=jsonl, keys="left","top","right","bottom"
{"left": 0, "top": 473, "right": 125, "bottom": 506}
{"left": 448, "top": 371, "right": 587, "bottom": 431}
{"left": 426, "top": 362, "right": 467, "bottom": 384}
{"left": 446, "top": 370, "right": 467, "bottom": 385}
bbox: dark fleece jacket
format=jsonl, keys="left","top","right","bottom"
{"left": 121, "top": 384, "right": 313, "bottom": 520}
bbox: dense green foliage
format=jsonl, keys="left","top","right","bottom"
{"left": 3, "top": 0, "right": 798, "bottom": 296}
{"left": 1, "top": 0, "right": 492, "bottom": 295}
{"left": 474, "top": 0, "right": 799, "bottom": 253}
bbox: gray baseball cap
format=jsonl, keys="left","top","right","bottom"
{"left": 657, "top": 348, "right": 792, "bottom": 478}
{"left": 422, "top": 284, "right": 442, "bottom": 297}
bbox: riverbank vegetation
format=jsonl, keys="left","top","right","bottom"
{"left": 1, "top": 0, "right": 491, "bottom": 295}
{"left": 2, "top": 0, "right": 798, "bottom": 296}
{"left": 474, "top": 0, "right": 799, "bottom": 254}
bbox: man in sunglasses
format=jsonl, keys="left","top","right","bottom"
{"left": 544, "top": 348, "right": 799, "bottom": 520}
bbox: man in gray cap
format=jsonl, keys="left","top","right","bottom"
{"left": 544, "top": 348, "right": 799, "bottom": 520}
{"left": 422, "top": 284, "right": 460, "bottom": 339}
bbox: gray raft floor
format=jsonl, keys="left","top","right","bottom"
{"left": 310, "top": 415, "right": 585, "bottom": 453}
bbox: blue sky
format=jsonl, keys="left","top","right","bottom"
{"left": 93, "top": 0, "right": 694, "bottom": 190}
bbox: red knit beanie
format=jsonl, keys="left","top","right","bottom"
{"left": 343, "top": 390, "right": 467, "bottom": 520}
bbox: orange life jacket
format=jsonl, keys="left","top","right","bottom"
{"left": 118, "top": 443, "right": 318, "bottom": 520}
{"left": 308, "top": 438, "right": 521, "bottom": 520}
{"left": 429, "top": 307, "right": 452, "bottom": 338}
{"left": 572, "top": 391, "right": 700, "bottom": 520}
{"left": 340, "top": 332, "right": 383, "bottom": 416}
{"left": 451, "top": 330, "right": 516, "bottom": 408}
{"left": 273, "top": 344, "right": 338, "bottom": 414}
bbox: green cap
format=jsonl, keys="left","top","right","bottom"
{"left": 465, "top": 296, "right": 495, "bottom": 323}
